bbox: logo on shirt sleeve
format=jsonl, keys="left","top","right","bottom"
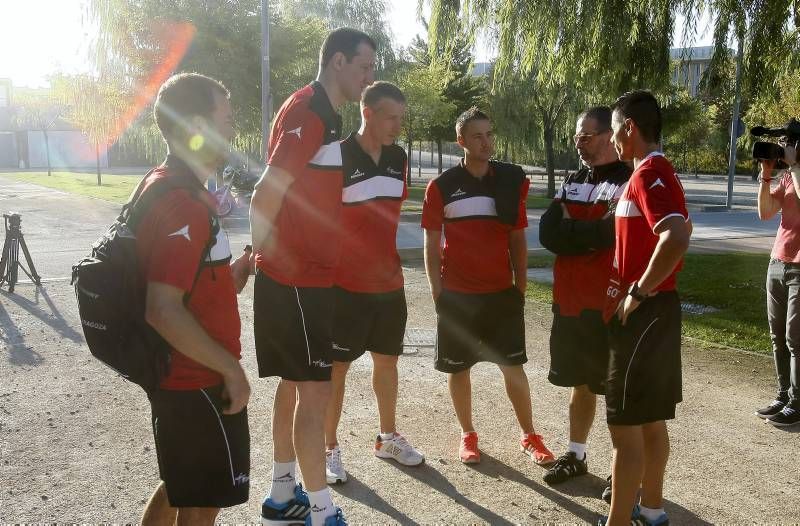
{"left": 649, "top": 178, "right": 665, "bottom": 190}
{"left": 287, "top": 127, "right": 302, "bottom": 139}
{"left": 167, "top": 225, "right": 191, "bottom": 241}
{"left": 451, "top": 188, "right": 467, "bottom": 198}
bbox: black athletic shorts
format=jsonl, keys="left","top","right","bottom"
{"left": 548, "top": 306, "right": 609, "bottom": 394}
{"left": 606, "top": 291, "right": 683, "bottom": 426}
{"left": 254, "top": 271, "right": 335, "bottom": 382}
{"left": 149, "top": 384, "right": 250, "bottom": 508}
{"left": 434, "top": 287, "right": 527, "bottom": 373}
{"left": 331, "top": 287, "right": 407, "bottom": 362}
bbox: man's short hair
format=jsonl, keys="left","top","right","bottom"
{"left": 579, "top": 106, "right": 612, "bottom": 131}
{"left": 455, "top": 106, "right": 491, "bottom": 137}
{"left": 154, "top": 73, "right": 230, "bottom": 143}
{"left": 320, "top": 27, "right": 377, "bottom": 69}
{"left": 611, "top": 90, "right": 662, "bottom": 143}
{"left": 362, "top": 81, "right": 406, "bottom": 108}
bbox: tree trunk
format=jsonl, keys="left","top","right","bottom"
{"left": 96, "top": 142, "right": 102, "bottom": 186}
{"left": 43, "top": 129, "right": 52, "bottom": 177}
{"left": 544, "top": 125, "right": 556, "bottom": 198}
{"left": 406, "top": 135, "right": 412, "bottom": 186}
{"left": 418, "top": 142, "right": 422, "bottom": 179}
{"left": 436, "top": 138, "right": 443, "bottom": 174}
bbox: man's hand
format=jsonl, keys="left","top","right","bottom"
{"left": 221, "top": 364, "right": 251, "bottom": 415}
{"left": 617, "top": 283, "right": 656, "bottom": 325}
{"left": 783, "top": 143, "right": 797, "bottom": 167}
{"left": 431, "top": 282, "right": 442, "bottom": 302}
{"left": 759, "top": 158, "right": 776, "bottom": 177}
{"left": 230, "top": 247, "right": 252, "bottom": 294}
{"left": 560, "top": 202, "right": 572, "bottom": 219}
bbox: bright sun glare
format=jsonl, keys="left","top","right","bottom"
{"left": 0, "top": 0, "right": 95, "bottom": 88}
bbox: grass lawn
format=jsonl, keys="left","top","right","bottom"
{"left": 3, "top": 171, "right": 139, "bottom": 204}
{"left": 407, "top": 183, "right": 551, "bottom": 209}
{"left": 525, "top": 252, "right": 771, "bottom": 354}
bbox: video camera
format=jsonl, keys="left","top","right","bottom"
{"left": 751, "top": 118, "right": 800, "bottom": 170}
{"left": 4, "top": 213, "right": 21, "bottom": 232}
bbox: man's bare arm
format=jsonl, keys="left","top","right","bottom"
{"left": 757, "top": 159, "right": 782, "bottom": 220}
{"left": 145, "top": 282, "right": 250, "bottom": 414}
{"left": 250, "top": 165, "right": 295, "bottom": 255}
{"left": 423, "top": 229, "right": 443, "bottom": 301}
{"left": 619, "top": 216, "right": 691, "bottom": 324}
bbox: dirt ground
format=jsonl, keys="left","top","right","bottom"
{"left": 1, "top": 176, "right": 799, "bottom": 524}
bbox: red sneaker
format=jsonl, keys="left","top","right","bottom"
{"left": 520, "top": 433, "right": 555, "bottom": 465}
{"left": 459, "top": 431, "right": 480, "bottom": 464}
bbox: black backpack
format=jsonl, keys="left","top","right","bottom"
{"left": 71, "top": 171, "right": 215, "bottom": 392}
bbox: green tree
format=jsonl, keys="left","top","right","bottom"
{"left": 90, "top": 0, "right": 332, "bottom": 159}
{"left": 396, "top": 63, "right": 455, "bottom": 184}
{"left": 406, "top": 33, "right": 486, "bottom": 173}
{"left": 11, "top": 92, "right": 65, "bottom": 176}
{"left": 52, "top": 75, "right": 127, "bottom": 185}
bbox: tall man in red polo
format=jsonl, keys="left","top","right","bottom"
{"left": 422, "top": 107, "right": 554, "bottom": 467}
{"left": 250, "top": 28, "right": 375, "bottom": 526}
{"left": 600, "top": 90, "right": 691, "bottom": 526}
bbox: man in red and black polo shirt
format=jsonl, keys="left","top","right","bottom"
{"left": 422, "top": 107, "right": 554, "bottom": 467}
{"left": 136, "top": 74, "right": 253, "bottom": 525}
{"left": 249, "top": 28, "right": 375, "bottom": 526}
{"left": 539, "top": 106, "right": 631, "bottom": 487}
{"left": 322, "top": 81, "right": 424, "bottom": 486}
{"left": 598, "top": 90, "right": 691, "bottom": 526}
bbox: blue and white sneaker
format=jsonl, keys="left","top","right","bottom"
{"left": 305, "top": 506, "right": 347, "bottom": 526}
{"left": 597, "top": 505, "right": 669, "bottom": 525}
{"left": 261, "top": 484, "right": 311, "bottom": 525}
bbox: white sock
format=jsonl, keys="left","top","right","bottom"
{"left": 567, "top": 441, "right": 586, "bottom": 460}
{"left": 379, "top": 431, "right": 395, "bottom": 441}
{"left": 268, "top": 460, "right": 296, "bottom": 504}
{"left": 308, "top": 488, "right": 335, "bottom": 526}
{"left": 639, "top": 505, "right": 666, "bottom": 521}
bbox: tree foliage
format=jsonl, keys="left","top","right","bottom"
{"left": 51, "top": 74, "right": 128, "bottom": 184}
{"left": 395, "top": 63, "right": 456, "bottom": 183}
{"left": 11, "top": 92, "right": 66, "bottom": 175}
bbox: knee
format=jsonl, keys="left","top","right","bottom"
{"left": 297, "top": 381, "right": 332, "bottom": 402}
{"left": 371, "top": 353, "right": 399, "bottom": 371}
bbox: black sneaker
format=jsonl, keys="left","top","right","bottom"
{"left": 601, "top": 475, "right": 612, "bottom": 504}
{"left": 767, "top": 404, "right": 800, "bottom": 427}
{"left": 755, "top": 398, "right": 787, "bottom": 419}
{"left": 543, "top": 451, "right": 588, "bottom": 484}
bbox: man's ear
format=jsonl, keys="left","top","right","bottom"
{"left": 625, "top": 118, "right": 635, "bottom": 138}
{"left": 456, "top": 135, "right": 465, "bottom": 148}
{"left": 185, "top": 115, "right": 209, "bottom": 151}
{"left": 331, "top": 51, "right": 346, "bottom": 71}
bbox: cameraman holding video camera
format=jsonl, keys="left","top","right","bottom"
{"left": 755, "top": 129, "right": 800, "bottom": 427}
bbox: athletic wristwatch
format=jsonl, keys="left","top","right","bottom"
{"left": 628, "top": 282, "right": 647, "bottom": 302}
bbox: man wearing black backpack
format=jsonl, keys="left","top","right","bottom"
{"left": 134, "top": 73, "right": 252, "bottom": 525}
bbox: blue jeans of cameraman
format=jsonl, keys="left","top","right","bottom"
{"left": 767, "top": 259, "right": 800, "bottom": 406}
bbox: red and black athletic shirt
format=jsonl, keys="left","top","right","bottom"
{"left": 335, "top": 133, "right": 408, "bottom": 293}
{"left": 422, "top": 161, "right": 529, "bottom": 293}
{"left": 606, "top": 153, "right": 689, "bottom": 316}
{"left": 255, "top": 81, "right": 343, "bottom": 287}
{"left": 135, "top": 157, "right": 240, "bottom": 390}
{"left": 549, "top": 162, "right": 631, "bottom": 317}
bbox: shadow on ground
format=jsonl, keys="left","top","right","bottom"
{"left": 1, "top": 284, "right": 82, "bottom": 366}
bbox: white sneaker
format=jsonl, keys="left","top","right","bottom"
{"left": 374, "top": 433, "right": 425, "bottom": 466}
{"left": 326, "top": 445, "right": 347, "bottom": 484}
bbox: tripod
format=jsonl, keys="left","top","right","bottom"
{"left": 0, "top": 213, "right": 42, "bottom": 293}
